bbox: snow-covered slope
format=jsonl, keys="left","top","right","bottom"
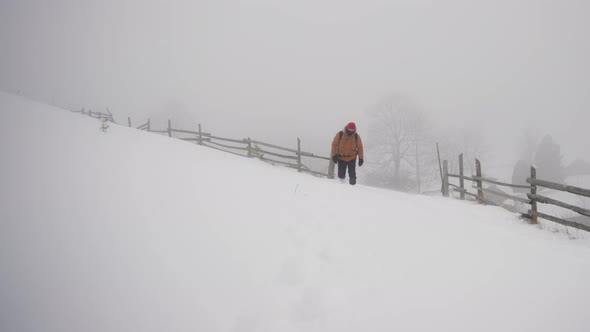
{"left": 2, "top": 92, "right": 590, "bottom": 332}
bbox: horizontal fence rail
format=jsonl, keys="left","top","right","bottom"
{"left": 471, "top": 176, "right": 532, "bottom": 190}
{"left": 474, "top": 186, "right": 532, "bottom": 204}
{"left": 201, "top": 142, "right": 247, "bottom": 157}
{"left": 526, "top": 178, "right": 590, "bottom": 198}
{"left": 527, "top": 210, "right": 590, "bottom": 233}
{"left": 527, "top": 194, "right": 590, "bottom": 218}
{"left": 206, "top": 140, "right": 249, "bottom": 151}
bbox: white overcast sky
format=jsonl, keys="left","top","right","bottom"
{"left": 1, "top": 0, "right": 589, "bottom": 164}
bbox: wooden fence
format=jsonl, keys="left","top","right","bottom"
{"left": 442, "top": 154, "right": 590, "bottom": 233}
{"left": 128, "top": 117, "right": 336, "bottom": 179}
{"left": 72, "top": 108, "right": 115, "bottom": 122}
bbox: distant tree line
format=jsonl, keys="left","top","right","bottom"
{"left": 362, "top": 93, "right": 588, "bottom": 194}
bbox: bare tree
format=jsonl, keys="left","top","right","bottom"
{"left": 365, "top": 94, "right": 431, "bottom": 191}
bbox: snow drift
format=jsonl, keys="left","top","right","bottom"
{"left": 1, "top": 92, "right": 590, "bottom": 332}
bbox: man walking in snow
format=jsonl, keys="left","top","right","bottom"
{"left": 331, "top": 122, "right": 364, "bottom": 185}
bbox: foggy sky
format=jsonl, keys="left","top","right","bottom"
{"left": 1, "top": 0, "right": 589, "bottom": 165}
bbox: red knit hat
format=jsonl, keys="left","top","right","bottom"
{"left": 346, "top": 122, "right": 356, "bottom": 131}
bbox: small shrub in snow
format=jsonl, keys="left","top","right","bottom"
{"left": 101, "top": 117, "right": 109, "bottom": 133}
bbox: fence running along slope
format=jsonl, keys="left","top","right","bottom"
{"left": 74, "top": 109, "right": 336, "bottom": 179}
{"left": 442, "top": 154, "right": 590, "bottom": 233}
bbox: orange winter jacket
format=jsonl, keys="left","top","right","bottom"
{"left": 331, "top": 131, "right": 364, "bottom": 162}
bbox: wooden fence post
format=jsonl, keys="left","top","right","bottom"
{"left": 198, "top": 124, "right": 203, "bottom": 145}
{"left": 475, "top": 158, "right": 483, "bottom": 200}
{"left": 168, "top": 119, "right": 172, "bottom": 137}
{"left": 459, "top": 153, "right": 465, "bottom": 200}
{"left": 128, "top": 117, "right": 132, "bottom": 127}
{"left": 442, "top": 160, "right": 449, "bottom": 197}
{"left": 297, "top": 138, "right": 302, "bottom": 172}
{"left": 436, "top": 143, "right": 443, "bottom": 181}
{"left": 416, "top": 143, "right": 421, "bottom": 193}
{"left": 530, "top": 166, "right": 538, "bottom": 224}
{"left": 107, "top": 109, "right": 114, "bottom": 123}
{"left": 246, "top": 137, "right": 252, "bottom": 157}
{"left": 328, "top": 160, "right": 335, "bottom": 179}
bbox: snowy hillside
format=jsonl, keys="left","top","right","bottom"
{"left": 2, "top": 92, "right": 590, "bottom": 332}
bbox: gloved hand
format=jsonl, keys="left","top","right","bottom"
{"left": 332, "top": 155, "right": 340, "bottom": 163}
{"left": 358, "top": 158, "right": 364, "bottom": 166}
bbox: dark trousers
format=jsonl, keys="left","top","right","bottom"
{"left": 337, "top": 159, "right": 357, "bottom": 185}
